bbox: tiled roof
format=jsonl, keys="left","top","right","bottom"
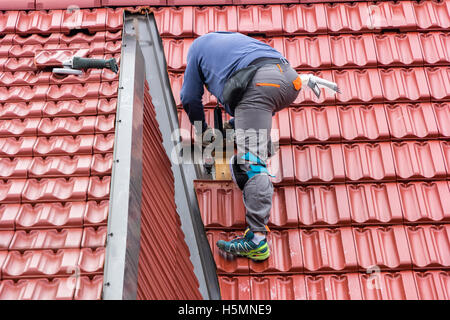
{"left": 159, "top": 1, "right": 450, "bottom": 299}
{"left": 137, "top": 81, "right": 202, "bottom": 299}
{"left": 0, "top": 7, "right": 123, "bottom": 299}
{"left": 1, "top": 0, "right": 448, "bottom": 300}
{"left": 0, "top": 6, "right": 203, "bottom": 300}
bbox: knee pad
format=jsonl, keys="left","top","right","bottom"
{"left": 230, "top": 152, "right": 274, "bottom": 191}
{"left": 230, "top": 155, "right": 247, "bottom": 190}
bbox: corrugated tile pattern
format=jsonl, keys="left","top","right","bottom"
{"left": 172, "top": 1, "right": 450, "bottom": 300}
{"left": 0, "top": 8, "right": 123, "bottom": 300}
{"left": 0, "top": 6, "right": 201, "bottom": 300}
{"left": 136, "top": 82, "right": 202, "bottom": 300}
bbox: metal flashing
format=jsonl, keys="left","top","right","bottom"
{"left": 102, "top": 12, "right": 144, "bottom": 300}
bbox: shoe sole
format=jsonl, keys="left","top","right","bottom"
{"left": 216, "top": 240, "right": 270, "bottom": 261}
{"left": 217, "top": 242, "right": 270, "bottom": 262}
{"left": 241, "top": 243, "right": 270, "bottom": 261}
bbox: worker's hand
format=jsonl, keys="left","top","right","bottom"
{"left": 195, "top": 126, "right": 216, "bottom": 148}
{"left": 223, "top": 120, "right": 236, "bottom": 145}
{"left": 223, "top": 120, "right": 234, "bottom": 130}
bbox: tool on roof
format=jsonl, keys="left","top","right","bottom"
{"left": 214, "top": 103, "right": 224, "bottom": 138}
{"left": 212, "top": 103, "right": 232, "bottom": 180}
{"left": 203, "top": 155, "right": 214, "bottom": 175}
{"left": 52, "top": 57, "right": 119, "bottom": 75}
{"left": 202, "top": 103, "right": 230, "bottom": 176}
{"left": 202, "top": 103, "right": 221, "bottom": 175}
{"left": 299, "top": 74, "right": 341, "bottom": 98}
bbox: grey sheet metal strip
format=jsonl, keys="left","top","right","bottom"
{"left": 102, "top": 18, "right": 145, "bottom": 300}
{"left": 132, "top": 11, "right": 221, "bottom": 300}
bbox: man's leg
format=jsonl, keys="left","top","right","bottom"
{"left": 234, "top": 106, "right": 274, "bottom": 235}
{"left": 216, "top": 113, "right": 273, "bottom": 261}
{"left": 217, "top": 63, "right": 300, "bottom": 261}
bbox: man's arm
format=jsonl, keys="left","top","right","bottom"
{"left": 180, "top": 49, "right": 207, "bottom": 133}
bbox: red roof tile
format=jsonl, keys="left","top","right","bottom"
{"left": 8, "top": 228, "right": 84, "bottom": 251}
{"left": 359, "top": 270, "right": 419, "bottom": 300}
{"left": 369, "top": 1, "right": 417, "bottom": 31}
{"left": 329, "top": 34, "right": 377, "bottom": 68}
{"left": 353, "top": 225, "right": 412, "bottom": 271}
{"left": 0, "top": 277, "right": 74, "bottom": 299}
{"left": 193, "top": 6, "right": 238, "bottom": 36}
{"left": 290, "top": 106, "right": 341, "bottom": 144}
{"left": 325, "top": 2, "right": 373, "bottom": 34}
{"left": 347, "top": 182, "right": 403, "bottom": 225}
{"left": 419, "top": 32, "right": 450, "bottom": 66}
{"left": 267, "top": 145, "right": 294, "bottom": 184}
{"left": 338, "top": 104, "right": 390, "bottom": 142}
{"left": 195, "top": 181, "right": 246, "bottom": 229}
{"left": 153, "top": 6, "right": 194, "bottom": 38}
{"left": 285, "top": 35, "right": 331, "bottom": 70}
{"left": 297, "top": 184, "right": 351, "bottom": 227}
{"left": 249, "top": 275, "right": 306, "bottom": 300}
{"left": 413, "top": 0, "right": 450, "bottom": 31}
{"left": 302, "top": 227, "right": 358, "bottom": 273}
{"left": 168, "top": 0, "right": 232, "bottom": 5}
{"left": 305, "top": 273, "right": 362, "bottom": 300}
{"left": 426, "top": 66, "right": 450, "bottom": 101}
{"left": 385, "top": 103, "right": 439, "bottom": 140}
{"left": 0, "top": 6, "right": 122, "bottom": 300}
{"left": 15, "top": 202, "right": 87, "bottom": 230}
{"left": 406, "top": 224, "right": 450, "bottom": 269}
{"left": 1, "top": 249, "right": 82, "bottom": 279}
{"left": 218, "top": 276, "right": 251, "bottom": 299}
{"left": 249, "top": 229, "right": 304, "bottom": 274}
{"left": 413, "top": 270, "right": 450, "bottom": 300}
{"left": 269, "top": 186, "right": 299, "bottom": 228}
{"left": 380, "top": 68, "right": 432, "bottom": 102}
{"left": 36, "top": 1, "right": 102, "bottom": 10}
{"left": 163, "top": 38, "right": 192, "bottom": 71}
{"left": 399, "top": 181, "right": 450, "bottom": 224}
{"left": 334, "top": 69, "right": 384, "bottom": 104}
{"left": 0, "top": 2, "right": 35, "bottom": 11}
{"left": 74, "top": 275, "right": 103, "bottom": 300}
{"left": 391, "top": 140, "right": 447, "bottom": 180}
{"left": 343, "top": 142, "right": 397, "bottom": 182}
{"left": 282, "top": 4, "right": 327, "bottom": 35}
{"left": 237, "top": 5, "right": 283, "bottom": 36}
{"left": 375, "top": 32, "right": 424, "bottom": 67}
{"left": 293, "top": 144, "right": 346, "bottom": 184}
{"left": 0, "top": 204, "right": 20, "bottom": 231}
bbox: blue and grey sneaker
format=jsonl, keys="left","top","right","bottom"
{"left": 216, "top": 229, "right": 270, "bottom": 261}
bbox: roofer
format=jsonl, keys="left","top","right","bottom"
{"left": 181, "top": 32, "right": 340, "bottom": 262}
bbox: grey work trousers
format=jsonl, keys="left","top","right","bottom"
{"left": 234, "top": 63, "right": 300, "bottom": 232}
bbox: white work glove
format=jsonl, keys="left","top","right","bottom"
{"left": 299, "top": 74, "right": 341, "bottom": 98}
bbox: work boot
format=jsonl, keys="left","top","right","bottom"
{"left": 216, "top": 229, "right": 270, "bottom": 261}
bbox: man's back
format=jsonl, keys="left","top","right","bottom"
{"left": 180, "top": 32, "right": 283, "bottom": 112}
